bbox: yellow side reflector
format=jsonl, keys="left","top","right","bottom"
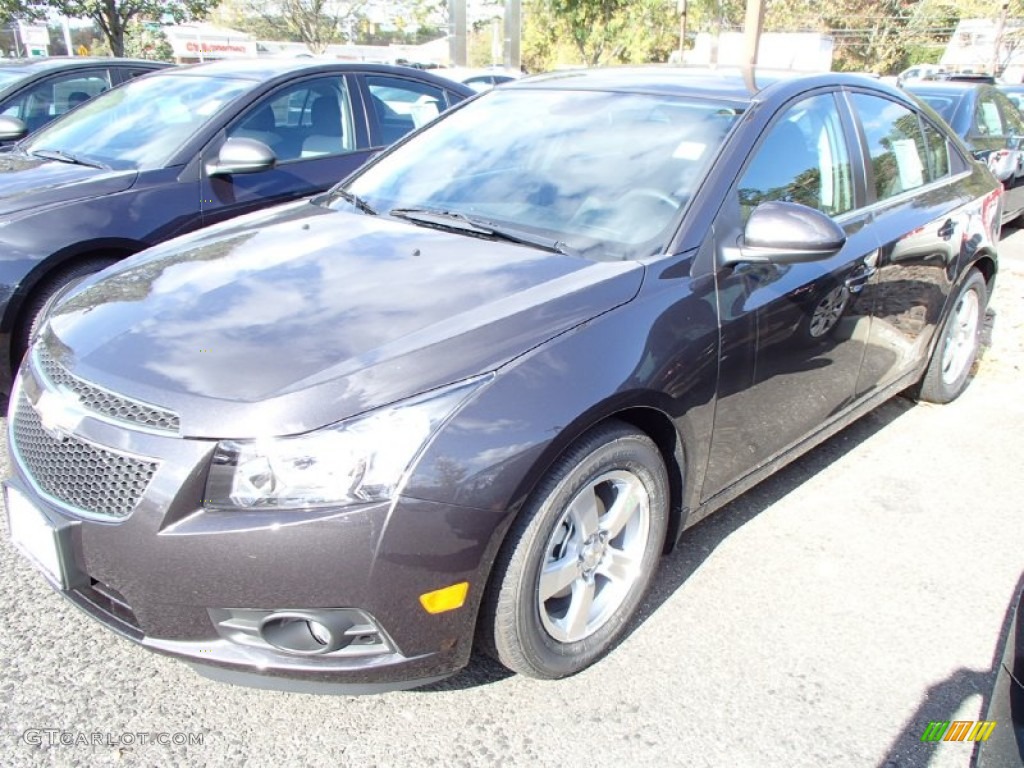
{"left": 419, "top": 582, "right": 469, "bottom": 614}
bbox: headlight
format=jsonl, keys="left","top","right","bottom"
{"left": 203, "top": 377, "right": 488, "bottom": 510}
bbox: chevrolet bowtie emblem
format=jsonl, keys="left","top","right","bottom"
{"left": 34, "top": 389, "right": 84, "bottom": 441}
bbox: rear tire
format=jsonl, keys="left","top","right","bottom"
{"left": 479, "top": 420, "right": 669, "bottom": 679}
{"left": 916, "top": 269, "right": 987, "bottom": 404}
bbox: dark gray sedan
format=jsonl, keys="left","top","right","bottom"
{"left": 4, "top": 68, "right": 1001, "bottom": 693}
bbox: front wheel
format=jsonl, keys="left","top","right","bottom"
{"left": 916, "top": 269, "right": 987, "bottom": 404}
{"left": 479, "top": 421, "right": 670, "bottom": 679}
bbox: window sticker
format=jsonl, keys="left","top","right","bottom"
{"left": 892, "top": 138, "right": 924, "bottom": 190}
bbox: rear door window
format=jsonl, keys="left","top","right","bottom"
{"left": 850, "top": 93, "right": 933, "bottom": 201}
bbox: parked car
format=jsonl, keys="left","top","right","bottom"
{"left": 0, "top": 59, "right": 473, "bottom": 393}
{"left": 896, "top": 63, "right": 946, "bottom": 86}
{"left": 932, "top": 72, "right": 997, "bottom": 85}
{"left": 974, "top": 578, "right": 1024, "bottom": 767}
{"left": 905, "top": 81, "right": 1024, "bottom": 222}
{"left": 998, "top": 82, "right": 1024, "bottom": 111}
{"left": 5, "top": 68, "right": 1000, "bottom": 693}
{"left": 0, "top": 57, "right": 170, "bottom": 143}
{"left": 438, "top": 67, "right": 523, "bottom": 92}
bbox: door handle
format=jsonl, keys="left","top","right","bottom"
{"left": 844, "top": 263, "right": 877, "bottom": 292}
{"left": 937, "top": 219, "right": 957, "bottom": 240}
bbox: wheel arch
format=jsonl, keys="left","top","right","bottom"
{"left": 2, "top": 238, "right": 146, "bottom": 359}
{"left": 503, "top": 397, "right": 696, "bottom": 557}
{"left": 969, "top": 251, "right": 998, "bottom": 298}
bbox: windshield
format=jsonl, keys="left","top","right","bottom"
{"left": 341, "top": 88, "right": 741, "bottom": 260}
{"left": 22, "top": 74, "right": 254, "bottom": 170}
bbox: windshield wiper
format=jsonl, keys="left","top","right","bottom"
{"left": 332, "top": 189, "right": 377, "bottom": 215}
{"left": 389, "top": 207, "right": 576, "bottom": 256}
{"left": 31, "top": 148, "right": 110, "bottom": 170}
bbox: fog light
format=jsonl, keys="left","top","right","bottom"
{"left": 419, "top": 581, "right": 469, "bottom": 614}
{"left": 259, "top": 612, "right": 353, "bottom": 655}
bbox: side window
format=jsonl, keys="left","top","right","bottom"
{"left": 996, "top": 91, "right": 1024, "bottom": 136}
{"left": 1, "top": 71, "right": 111, "bottom": 131}
{"left": 737, "top": 92, "right": 854, "bottom": 219}
{"left": 850, "top": 93, "right": 932, "bottom": 201}
{"left": 227, "top": 76, "right": 356, "bottom": 163}
{"left": 121, "top": 67, "right": 157, "bottom": 82}
{"left": 920, "top": 119, "right": 951, "bottom": 180}
{"left": 974, "top": 91, "right": 1005, "bottom": 137}
{"left": 365, "top": 76, "right": 445, "bottom": 145}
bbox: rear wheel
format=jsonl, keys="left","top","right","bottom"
{"left": 479, "top": 421, "right": 669, "bottom": 679}
{"left": 916, "top": 269, "right": 987, "bottom": 404}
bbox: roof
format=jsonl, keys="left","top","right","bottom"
{"left": 903, "top": 80, "right": 990, "bottom": 94}
{"left": 0, "top": 57, "right": 167, "bottom": 75}
{"left": 166, "top": 59, "right": 475, "bottom": 94}
{"left": 507, "top": 66, "right": 895, "bottom": 104}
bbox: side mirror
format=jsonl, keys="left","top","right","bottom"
{"left": 206, "top": 137, "right": 276, "bottom": 177}
{"left": 724, "top": 201, "right": 847, "bottom": 266}
{"left": 0, "top": 115, "right": 28, "bottom": 142}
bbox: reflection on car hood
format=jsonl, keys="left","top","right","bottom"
{"left": 47, "top": 201, "right": 644, "bottom": 438}
{"left": 0, "top": 150, "right": 136, "bottom": 216}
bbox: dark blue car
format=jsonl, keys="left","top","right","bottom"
{"left": 0, "top": 59, "right": 473, "bottom": 391}
{"left": 0, "top": 57, "right": 170, "bottom": 141}
{"left": 905, "top": 80, "right": 1024, "bottom": 223}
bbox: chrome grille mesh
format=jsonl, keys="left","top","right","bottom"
{"left": 35, "top": 346, "right": 180, "bottom": 433}
{"left": 11, "top": 392, "right": 158, "bottom": 518}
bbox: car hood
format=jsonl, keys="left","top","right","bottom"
{"left": 46, "top": 201, "right": 644, "bottom": 439}
{"left": 0, "top": 150, "right": 136, "bottom": 216}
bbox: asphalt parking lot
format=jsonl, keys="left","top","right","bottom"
{"left": 0, "top": 229, "right": 1022, "bottom": 768}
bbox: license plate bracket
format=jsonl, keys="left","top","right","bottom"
{"left": 4, "top": 483, "right": 86, "bottom": 590}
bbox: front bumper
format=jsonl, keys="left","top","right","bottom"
{"left": 4, "top": 355, "right": 510, "bottom": 693}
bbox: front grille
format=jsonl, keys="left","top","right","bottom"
{"left": 35, "top": 346, "right": 180, "bottom": 433}
{"left": 11, "top": 392, "right": 158, "bottom": 519}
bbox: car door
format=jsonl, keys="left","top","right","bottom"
{"left": 199, "top": 74, "right": 374, "bottom": 228}
{"left": 844, "top": 91, "right": 977, "bottom": 396}
{"left": 701, "top": 91, "right": 878, "bottom": 500}
{"left": 0, "top": 68, "right": 112, "bottom": 139}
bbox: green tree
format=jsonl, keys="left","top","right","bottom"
{"left": 32, "top": 0, "right": 220, "bottom": 56}
{"left": 124, "top": 20, "right": 173, "bottom": 59}
{"left": 522, "top": 0, "right": 679, "bottom": 69}
{"left": 235, "top": 0, "right": 366, "bottom": 52}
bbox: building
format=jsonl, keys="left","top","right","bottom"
{"left": 163, "top": 23, "right": 257, "bottom": 63}
{"left": 941, "top": 18, "right": 1024, "bottom": 81}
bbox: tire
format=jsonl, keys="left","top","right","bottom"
{"left": 916, "top": 269, "right": 987, "bottom": 404}
{"left": 479, "top": 420, "right": 670, "bottom": 679}
{"left": 15, "top": 256, "right": 118, "bottom": 364}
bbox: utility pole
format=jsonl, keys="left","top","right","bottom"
{"left": 504, "top": 0, "right": 521, "bottom": 71}
{"left": 678, "top": 0, "right": 687, "bottom": 64}
{"left": 992, "top": 0, "right": 1011, "bottom": 77}
{"left": 449, "top": 0, "right": 467, "bottom": 67}
{"left": 744, "top": 0, "right": 765, "bottom": 69}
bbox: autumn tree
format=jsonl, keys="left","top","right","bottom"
{"left": 33, "top": 0, "right": 220, "bottom": 56}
